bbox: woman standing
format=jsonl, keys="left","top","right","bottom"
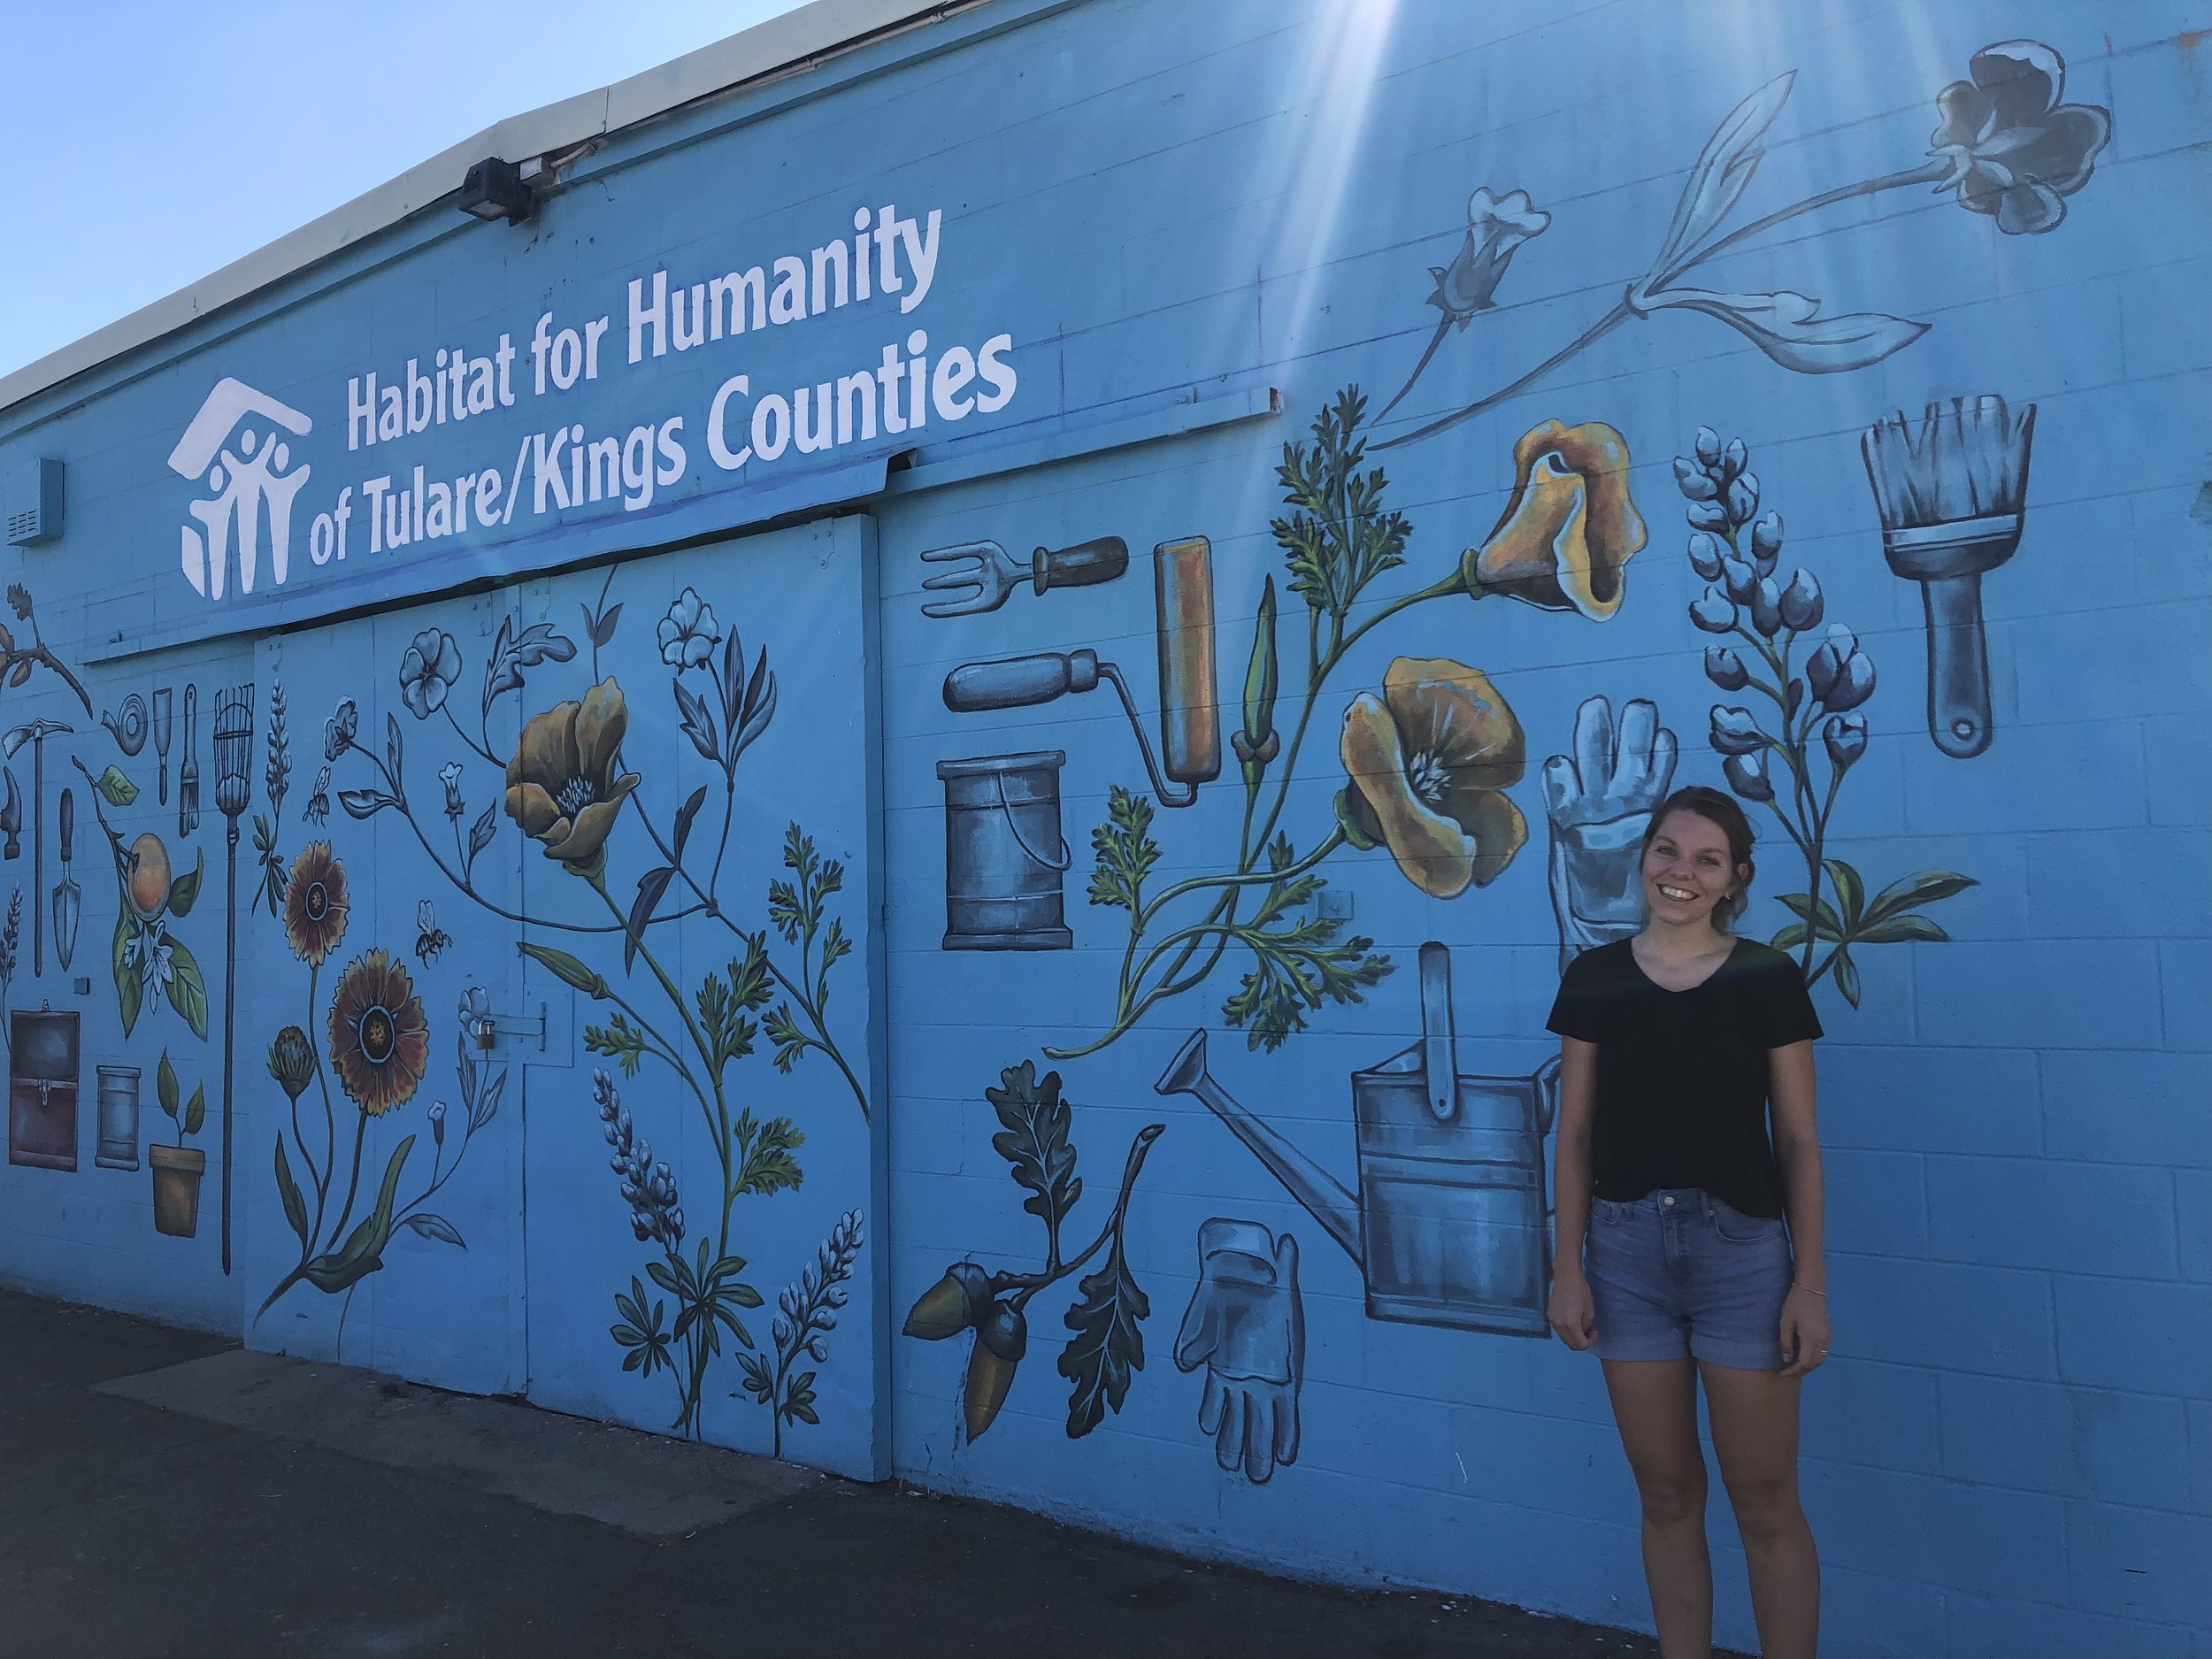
{"left": 1547, "top": 785, "right": 1830, "bottom": 1659}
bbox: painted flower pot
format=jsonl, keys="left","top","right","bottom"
{"left": 149, "top": 1144, "right": 205, "bottom": 1238}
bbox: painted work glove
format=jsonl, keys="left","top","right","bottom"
{"left": 1543, "top": 695, "right": 1677, "bottom": 971}
{"left": 1173, "top": 1218, "right": 1304, "bottom": 1485}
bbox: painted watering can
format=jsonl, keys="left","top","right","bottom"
{"left": 1156, "top": 943, "right": 1559, "bottom": 1337}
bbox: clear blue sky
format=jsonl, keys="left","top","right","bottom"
{"left": 0, "top": 0, "right": 807, "bottom": 380}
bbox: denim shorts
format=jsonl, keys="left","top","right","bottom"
{"left": 1583, "top": 1188, "right": 1793, "bottom": 1370}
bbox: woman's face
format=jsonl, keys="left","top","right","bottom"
{"left": 1642, "top": 810, "right": 1741, "bottom": 928}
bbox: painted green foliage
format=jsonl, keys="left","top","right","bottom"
{"left": 308, "top": 572, "right": 870, "bottom": 1449}
{"left": 902, "top": 1060, "right": 1164, "bottom": 1440}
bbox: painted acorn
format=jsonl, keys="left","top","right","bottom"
{"left": 902, "top": 1261, "right": 995, "bottom": 1341}
{"left": 963, "top": 1300, "right": 1028, "bottom": 1440}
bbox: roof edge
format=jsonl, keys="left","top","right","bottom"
{"left": 0, "top": 0, "right": 950, "bottom": 415}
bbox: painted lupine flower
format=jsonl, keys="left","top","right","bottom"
{"left": 504, "top": 679, "right": 640, "bottom": 876}
{"left": 1824, "top": 712, "right": 1869, "bottom": 771}
{"left": 1748, "top": 575, "right": 1785, "bottom": 637}
{"left": 1464, "top": 419, "right": 1646, "bottom": 619}
{"left": 1931, "top": 41, "right": 2109, "bottom": 235}
{"left": 1778, "top": 569, "right": 1824, "bottom": 632}
{"left": 596, "top": 1071, "right": 683, "bottom": 1248}
{"left": 267, "top": 1025, "right": 316, "bottom": 1102}
{"left": 1690, "top": 588, "right": 1738, "bottom": 633}
{"left": 1429, "top": 188, "right": 1551, "bottom": 324}
{"left": 1704, "top": 646, "right": 1749, "bottom": 691}
{"left": 657, "top": 588, "right": 720, "bottom": 670}
{"left": 326, "top": 949, "right": 429, "bottom": 1118}
{"left": 398, "top": 629, "right": 463, "bottom": 718}
{"left": 1723, "top": 750, "right": 1775, "bottom": 803}
{"left": 1806, "top": 626, "right": 1877, "bottom": 712}
{"left": 1709, "top": 706, "right": 1768, "bottom": 756}
{"left": 1340, "top": 657, "right": 1526, "bottom": 899}
{"left": 282, "top": 841, "right": 349, "bottom": 967}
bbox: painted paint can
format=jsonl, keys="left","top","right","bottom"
{"left": 95, "top": 1064, "right": 142, "bottom": 1171}
{"left": 936, "top": 750, "right": 1073, "bottom": 950}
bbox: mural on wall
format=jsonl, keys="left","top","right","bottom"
{"left": 902, "top": 1060, "right": 1164, "bottom": 1440}
{"left": 1543, "top": 696, "right": 1678, "bottom": 972}
{"left": 75, "top": 760, "right": 209, "bottom": 1041}
{"left": 940, "top": 535, "right": 1219, "bottom": 809}
{"left": 1173, "top": 1217, "right": 1305, "bottom": 1486}
{"left": 1159, "top": 944, "right": 1558, "bottom": 1339}
{"left": 51, "top": 788, "right": 78, "bottom": 972}
{"left": 6, "top": 717, "right": 72, "bottom": 976}
{"left": 254, "top": 836, "right": 505, "bottom": 1313}
{"left": 1048, "top": 391, "right": 1642, "bottom": 1059}
{"left": 1861, "top": 395, "right": 2037, "bottom": 758}
{"left": 1681, "top": 426, "right": 1977, "bottom": 1006}
{"left": 937, "top": 750, "right": 1075, "bottom": 951}
{"left": 94, "top": 1059, "right": 141, "bottom": 1171}
{"left": 413, "top": 900, "right": 451, "bottom": 965}
{"left": 289, "top": 574, "right": 872, "bottom": 1444}
{"left": 0, "top": 771, "right": 19, "bottom": 860}
{"left": 9, "top": 1003, "right": 81, "bottom": 1171}
{"left": 1377, "top": 41, "right": 2110, "bottom": 449}
{"left": 149, "top": 1049, "right": 207, "bottom": 1238}
{"left": 153, "top": 687, "right": 172, "bottom": 805}
{"left": 101, "top": 692, "right": 149, "bottom": 757}
{"left": 0, "top": 586, "right": 94, "bottom": 719}
{"left": 918, "top": 535, "right": 1129, "bottom": 618}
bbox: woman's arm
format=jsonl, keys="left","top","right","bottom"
{"left": 1548, "top": 1035, "right": 1599, "bottom": 1349}
{"left": 1770, "top": 1039, "right": 1830, "bottom": 1377}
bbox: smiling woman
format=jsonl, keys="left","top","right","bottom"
{"left": 1546, "top": 784, "right": 1829, "bottom": 1659}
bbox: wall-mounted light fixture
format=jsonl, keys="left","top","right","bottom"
{"left": 458, "top": 157, "right": 534, "bottom": 225}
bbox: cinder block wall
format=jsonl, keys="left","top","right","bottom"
{"left": 873, "top": 4, "right": 2210, "bottom": 1655}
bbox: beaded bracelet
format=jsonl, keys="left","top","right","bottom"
{"left": 1791, "top": 1283, "right": 1828, "bottom": 1298}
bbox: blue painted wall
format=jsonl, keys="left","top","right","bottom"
{"left": 0, "top": 0, "right": 2205, "bottom": 1650}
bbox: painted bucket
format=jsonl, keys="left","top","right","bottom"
{"left": 936, "top": 750, "right": 1073, "bottom": 950}
{"left": 1349, "top": 1045, "right": 1560, "bottom": 1335}
{"left": 95, "top": 1064, "right": 142, "bottom": 1171}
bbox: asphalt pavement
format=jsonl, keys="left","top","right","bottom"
{"left": 0, "top": 1286, "right": 1684, "bottom": 1658}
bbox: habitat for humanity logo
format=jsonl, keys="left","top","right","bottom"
{"left": 168, "top": 377, "right": 312, "bottom": 600}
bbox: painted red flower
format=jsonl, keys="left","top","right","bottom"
{"left": 326, "top": 949, "right": 429, "bottom": 1118}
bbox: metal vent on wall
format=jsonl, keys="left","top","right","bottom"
{"left": 5, "top": 458, "right": 64, "bottom": 546}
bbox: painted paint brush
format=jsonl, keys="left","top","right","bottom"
{"left": 1859, "top": 395, "right": 2035, "bottom": 759}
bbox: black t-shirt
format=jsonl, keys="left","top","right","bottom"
{"left": 1546, "top": 938, "right": 1821, "bottom": 1217}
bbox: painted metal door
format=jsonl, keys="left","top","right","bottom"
{"left": 511, "top": 518, "right": 887, "bottom": 1480}
{"left": 243, "top": 591, "right": 529, "bottom": 1396}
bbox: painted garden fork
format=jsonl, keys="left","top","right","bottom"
{"left": 918, "top": 535, "right": 1128, "bottom": 618}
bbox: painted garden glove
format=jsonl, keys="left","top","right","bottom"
{"left": 1173, "top": 1218, "right": 1303, "bottom": 1484}
{"left": 1542, "top": 695, "right": 1677, "bottom": 971}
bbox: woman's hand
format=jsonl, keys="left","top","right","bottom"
{"left": 1548, "top": 1267, "right": 1597, "bottom": 1350}
{"left": 1778, "top": 1285, "right": 1831, "bottom": 1377}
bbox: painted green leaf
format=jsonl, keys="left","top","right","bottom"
{"left": 986, "top": 1059, "right": 1081, "bottom": 1233}
{"left": 518, "top": 942, "right": 606, "bottom": 998}
{"left": 1833, "top": 949, "right": 1863, "bottom": 1010}
{"left": 166, "top": 849, "right": 205, "bottom": 918}
{"left": 1861, "top": 869, "right": 1977, "bottom": 927}
{"left": 182, "top": 1083, "right": 205, "bottom": 1139}
{"left": 274, "top": 1137, "right": 310, "bottom": 1247}
{"left": 1775, "top": 890, "right": 1844, "bottom": 941}
{"left": 1770, "top": 922, "right": 1809, "bottom": 952}
{"left": 1821, "top": 858, "right": 1865, "bottom": 927}
{"left": 91, "top": 765, "right": 139, "bottom": 807}
{"left": 1058, "top": 1223, "right": 1150, "bottom": 1439}
{"left": 303, "top": 1134, "right": 414, "bottom": 1294}
{"left": 157, "top": 1051, "right": 180, "bottom": 1118}
{"left": 1854, "top": 912, "right": 1950, "bottom": 946}
{"left": 113, "top": 910, "right": 144, "bottom": 1039}
{"left": 399, "top": 1212, "right": 465, "bottom": 1248}
{"left": 165, "top": 937, "right": 211, "bottom": 1041}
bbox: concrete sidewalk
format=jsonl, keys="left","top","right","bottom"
{"left": 0, "top": 1287, "right": 1678, "bottom": 1658}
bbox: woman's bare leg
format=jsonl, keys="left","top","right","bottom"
{"left": 1601, "top": 1358, "right": 1711, "bottom": 1656}
{"left": 1701, "top": 1360, "right": 1819, "bottom": 1658}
